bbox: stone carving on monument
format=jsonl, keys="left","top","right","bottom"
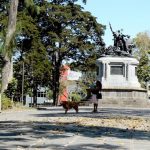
{"left": 96, "top": 24, "right": 149, "bottom": 107}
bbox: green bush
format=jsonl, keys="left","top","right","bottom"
{"left": 70, "top": 92, "right": 81, "bottom": 102}
{"left": 4, "top": 78, "right": 17, "bottom": 99}
{"left": 1, "top": 95, "right": 13, "bottom": 110}
{"left": 46, "top": 90, "right": 53, "bottom": 100}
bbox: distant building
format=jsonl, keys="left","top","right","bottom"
{"left": 25, "top": 87, "right": 48, "bottom": 106}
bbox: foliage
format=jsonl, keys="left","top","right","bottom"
{"left": 133, "top": 32, "right": 150, "bottom": 58}
{"left": 69, "top": 92, "right": 81, "bottom": 102}
{"left": 1, "top": 94, "right": 12, "bottom": 110}
{"left": 134, "top": 32, "right": 150, "bottom": 83}
{"left": 81, "top": 71, "right": 97, "bottom": 86}
{"left": 37, "top": 1, "right": 105, "bottom": 105}
{"left": 4, "top": 78, "right": 18, "bottom": 99}
{"left": 1, "top": 0, "right": 105, "bottom": 106}
{"left": 137, "top": 53, "right": 150, "bottom": 83}
{"left": 67, "top": 80, "right": 87, "bottom": 100}
{"left": 13, "top": 8, "right": 52, "bottom": 104}
{"left": 46, "top": 89, "right": 53, "bottom": 100}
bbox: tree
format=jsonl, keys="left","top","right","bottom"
{"left": 1, "top": 0, "right": 104, "bottom": 107}
{"left": 0, "top": 0, "right": 38, "bottom": 110}
{"left": 13, "top": 8, "right": 52, "bottom": 106}
{"left": 38, "top": 1, "right": 105, "bottom": 105}
{"left": 133, "top": 32, "right": 150, "bottom": 58}
{"left": 1, "top": 0, "right": 18, "bottom": 93}
{"left": 134, "top": 32, "right": 150, "bottom": 84}
{"left": 4, "top": 78, "right": 17, "bottom": 101}
{"left": 137, "top": 53, "right": 150, "bottom": 84}
{"left": 0, "top": 0, "right": 18, "bottom": 111}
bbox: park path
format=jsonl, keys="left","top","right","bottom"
{"left": 0, "top": 106, "right": 150, "bottom": 150}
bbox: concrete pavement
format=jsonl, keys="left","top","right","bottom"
{"left": 0, "top": 106, "right": 150, "bottom": 150}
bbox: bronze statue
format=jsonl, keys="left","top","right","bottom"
{"left": 109, "top": 23, "right": 133, "bottom": 56}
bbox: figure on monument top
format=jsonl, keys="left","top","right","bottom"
{"left": 109, "top": 23, "right": 130, "bottom": 53}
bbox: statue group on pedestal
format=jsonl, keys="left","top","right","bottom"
{"left": 104, "top": 23, "right": 135, "bottom": 57}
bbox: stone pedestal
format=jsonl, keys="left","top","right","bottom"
{"left": 96, "top": 56, "right": 148, "bottom": 107}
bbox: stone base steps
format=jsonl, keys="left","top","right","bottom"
{"left": 98, "top": 98, "right": 150, "bottom": 108}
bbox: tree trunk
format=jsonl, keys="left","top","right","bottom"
{"left": 5, "top": 0, "right": 18, "bottom": 48}
{"left": 52, "top": 68, "right": 57, "bottom": 106}
{"left": 0, "top": 0, "right": 18, "bottom": 112}
{"left": 52, "top": 75, "right": 60, "bottom": 106}
{"left": 1, "top": 0, "right": 18, "bottom": 93}
{"left": 52, "top": 50, "right": 61, "bottom": 106}
{"left": 1, "top": 54, "right": 13, "bottom": 93}
{"left": 55, "top": 69, "right": 60, "bottom": 105}
{"left": 33, "top": 87, "right": 37, "bottom": 107}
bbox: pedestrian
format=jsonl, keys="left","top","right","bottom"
{"left": 90, "top": 80, "right": 102, "bottom": 112}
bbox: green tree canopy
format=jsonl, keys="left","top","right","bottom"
{"left": 134, "top": 32, "right": 150, "bottom": 84}
{"left": 1, "top": 0, "right": 106, "bottom": 106}
{"left": 36, "top": 1, "right": 105, "bottom": 105}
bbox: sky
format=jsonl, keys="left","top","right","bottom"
{"left": 78, "top": 0, "right": 150, "bottom": 46}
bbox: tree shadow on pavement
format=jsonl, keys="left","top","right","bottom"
{"left": 34, "top": 107, "right": 150, "bottom": 119}
{"left": 26, "top": 143, "right": 122, "bottom": 150}
{"left": 0, "top": 120, "right": 150, "bottom": 149}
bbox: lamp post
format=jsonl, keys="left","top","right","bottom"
{"left": 21, "top": 60, "right": 24, "bottom": 105}
{"left": 21, "top": 37, "right": 24, "bottom": 105}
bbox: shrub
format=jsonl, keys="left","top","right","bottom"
{"left": 4, "top": 78, "right": 17, "bottom": 99}
{"left": 70, "top": 92, "right": 81, "bottom": 102}
{"left": 1, "top": 95, "right": 13, "bottom": 110}
{"left": 46, "top": 90, "right": 53, "bottom": 100}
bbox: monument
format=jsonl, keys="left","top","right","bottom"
{"left": 96, "top": 24, "right": 148, "bottom": 107}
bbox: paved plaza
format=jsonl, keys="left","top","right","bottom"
{"left": 0, "top": 106, "right": 150, "bottom": 150}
